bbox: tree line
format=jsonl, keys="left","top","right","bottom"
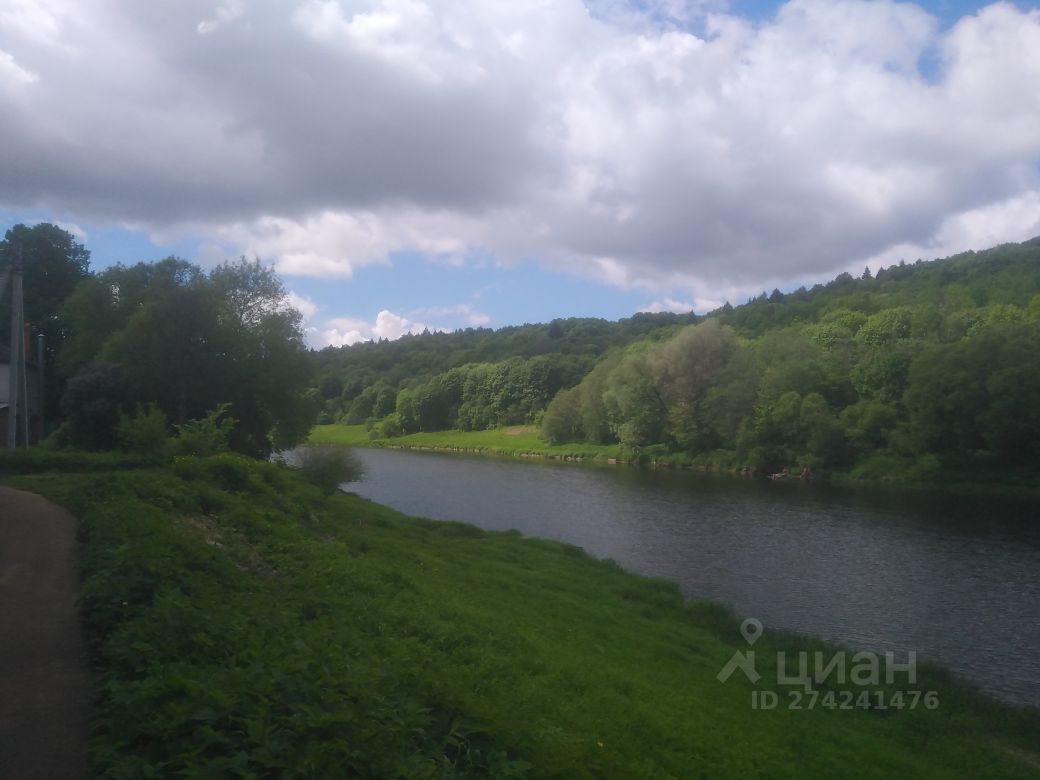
{"left": 320, "top": 238, "right": 1040, "bottom": 480}
{"left": 7, "top": 219, "right": 1040, "bottom": 479}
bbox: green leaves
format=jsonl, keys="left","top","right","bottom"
{"left": 59, "top": 258, "right": 315, "bottom": 457}
{"left": 309, "top": 236, "right": 1040, "bottom": 482}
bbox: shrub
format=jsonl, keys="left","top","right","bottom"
{"left": 294, "top": 444, "right": 366, "bottom": 494}
{"left": 906, "top": 453, "right": 943, "bottom": 482}
{"left": 60, "top": 362, "right": 133, "bottom": 450}
{"left": 172, "top": 453, "right": 255, "bottom": 492}
{"left": 849, "top": 453, "right": 906, "bottom": 481}
{"left": 169, "top": 404, "right": 237, "bottom": 457}
{"left": 375, "top": 413, "right": 404, "bottom": 439}
{"left": 116, "top": 404, "right": 169, "bottom": 457}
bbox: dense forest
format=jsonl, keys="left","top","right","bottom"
{"left": 316, "top": 238, "right": 1040, "bottom": 480}
{"left": 312, "top": 311, "right": 691, "bottom": 432}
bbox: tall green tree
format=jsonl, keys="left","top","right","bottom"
{"left": 650, "top": 320, "right": 739, "bottom": 452}
{"left": 61, "top": 258, "right": 314, "bottom": 456}
{"left": 1, "top": 223, "right": 91, "bottom": 415}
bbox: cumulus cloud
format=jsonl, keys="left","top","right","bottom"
{"left": 283, "top": 290, "right": 486, "bottom": 348}
{"left": 857, "top": 189, "right": 1040, "bottom": 273}
{"left": 0, "top": 47, "right": 35, "bottom": 86}
{"left": 312, "top": 304, "right": 488, "bottom": 348}
{"left": 320, "top": 309, "right": 441, "bottom": 347}
{"left": 0, "top": 0, "right": 1038, "bottom": 293}
{"left": 54, "top": 220, "right": 87, "bottom": 242}
{"left": 207, "top": 209, "right": 481, "bottom": 278}
{"left": 639, "top": 294, "right": 732, "bottom": 314}
{"left": 639, "top": 297, "right": 695, "bottom": 314}
{"left": 285, "top": 290, "right": 318, "bottom": 321}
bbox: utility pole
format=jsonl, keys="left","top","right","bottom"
{"left": 7, "top": 244, "right": 26, "bottom": 450}
{"left": 38, "top": 333, "right": 45, "bottom": 439}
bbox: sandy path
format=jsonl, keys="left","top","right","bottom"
{"left": 0, "top": 486, "right": 90, "bottom": 779}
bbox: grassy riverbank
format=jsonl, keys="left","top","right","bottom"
{"left": 6, "top": 455, "right": 1039, "bottom": 777}
{"left": 308, "top": 423, "right": 883, "bottom": 475}
{"left": 309, "top": 424, "right": 1040, "bottom": 495}
{"left": 311, "top": 424, "right": 657, "bottom": 464}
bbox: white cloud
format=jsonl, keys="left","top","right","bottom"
{"left": 54, "top": 220, "right": 87, "bottom": 242}
{"left": 216, "top": 212, "right": 393, "bottom": 279}
{"left": 0, "top": 0, "right": 66, "bottom": 49}
{"left": 314, "top": 304, "right": 484, "bottom": 347}
{"left": 0, "top": 0, "right": 1038, "bottom": 297}
{"left": 0, "top": 48, "right": 36, "bottom": 87}
{"left": 639, "top": 297, "right": 694, "bottom": 314}
{"left": 319, "top": 309, "right": 442, "bottom": 347}
{"left": 285, "top": 290, "right": 318, "bottom": 321}
{"left": 207, "top": 209, "right": 482, "bottom": 279}
{"left": 638, "top": 294, "right": 728, "bottom": 314}
{"left": 198, "top": 0, "right": 245, "bottom": 35}
{"left": 858, "top": 189, "right": 1040, "bottom": 273}
{"left": 292, "top": 0, "right": 488, "bottom": 85}
{"left": 319, "top": 316, "right": 371, "bottom": 347}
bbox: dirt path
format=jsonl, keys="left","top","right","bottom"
{"left": 0, "top": 486, "right": 90, "bottom": 780}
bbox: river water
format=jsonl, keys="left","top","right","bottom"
{"left": 348, "top": 448, "right": 1040, "bottom": 707}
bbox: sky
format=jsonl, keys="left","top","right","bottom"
{"left": 1, "top": 0, "right": 1039, "bottom": 347}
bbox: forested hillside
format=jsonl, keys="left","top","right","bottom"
{"left": 316, "top": 238, "right": 1040, "bottom": 480}
{"left": 313, "top": 311, "right": 692, "bottom": 432}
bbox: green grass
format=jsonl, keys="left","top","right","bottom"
{"left": 8, "top": 456, "right": 1040, "bottom": 778}
{"left": 310, "top": 425, "right": 1040, "bottom": 496}
{"left": 309, "top": 424, "right": 786, "bottom": 473}
{"left": 0, "top": 447, "right": 155, "bottom": 473}
{"left": 311, "top": 424, "right": 643, "bottom": 463}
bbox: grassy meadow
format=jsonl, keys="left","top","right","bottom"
{"left": 311, "top": 423, "right": 644, "bottom": 463}
{"left": 7, "top": 455, "right": 1040, "bottom": 778}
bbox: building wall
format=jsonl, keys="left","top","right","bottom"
{"left": 0, "top": 363, "right": 41, "bottom": 412}
{"left": 0, "top": 362, "right": 42, "bottom": 445}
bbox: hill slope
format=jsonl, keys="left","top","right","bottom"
{"left": 315, "top": 239, "right": 1040, "bottom": 481}
{"left": 11, "top": 457, "right": 1040, "bottom": 777}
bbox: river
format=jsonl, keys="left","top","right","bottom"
{"left": 347, "top": 448, "right": 1040, "bottom": 707}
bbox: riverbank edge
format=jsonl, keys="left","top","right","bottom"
{"left": 4, "top": 458, "right": 1040, "bottom": 778}
{"left": 6, "top": 461, "right": 1040, "bottom": 777}
{"left": 308, "top": 424, "right": 1040, "bottom": 499}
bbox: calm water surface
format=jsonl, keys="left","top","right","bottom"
{"left": 349, "top": 448, "right": 1040, "bottom": 706}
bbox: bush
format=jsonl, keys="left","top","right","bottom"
{"left": 116, "top": 404, "right": 169, "bottom": 457}
{"left": 293, "top": 444, "right": 366, "bottom": 494}
{"left": 906, "top": 453, "right": 943, "bottom": 482}
{"left": 60, "top": 362, "right": 133, "bottom": 450}
{"left": 172, "top": 453, "right": 254, "bottom": 492}
{"left": 372, "top": 413, "right": 403, "bottom": 439}
{"left": 849, "top": 453, "right": 907, "bottom": 481}
{"left": 169, "top": 404, "right": 237, "bottom": 457}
